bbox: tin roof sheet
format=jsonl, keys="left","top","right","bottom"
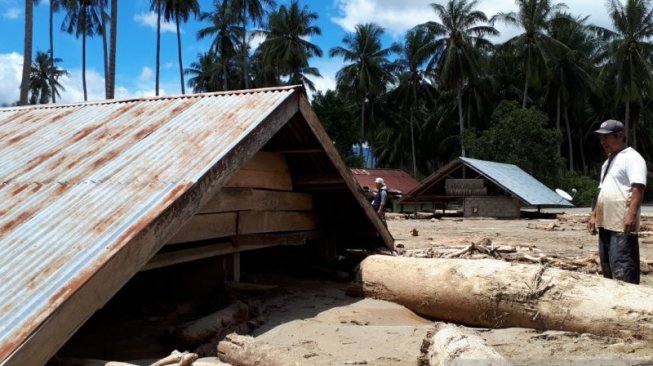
{"left": 460, "top": 157, "right": 573, "bottom": 207}
{"left": 0, "top": 86, "right": 297, "bottom": 363}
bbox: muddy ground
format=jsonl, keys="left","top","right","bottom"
{"left": 55, "top": 210, "right": 653, "bottom": 365}
{"left": 244, "top": 211, "right": 653, "bottom": 365}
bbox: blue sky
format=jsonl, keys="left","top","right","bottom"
{"left": 0, "top": 0, "right": 612, "bottom": 105}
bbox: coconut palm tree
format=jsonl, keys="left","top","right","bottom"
{"left": 546, "top": 13, "right": 595, "bottom": 168}
{"left": 197, "top": 0, "right": 242, "bottom": 91}
{"left": 230, "top": 0, "right": 276, "bottom": 89}
{"left": 185, "top": 50, "right": 223, "bottom": 92}
{"left": 48, "top": 0, "right": 68, "bottom": 102}
{"left": 150, "top": 0, "right": 164, "bottom": 95}
{"left": 420, "top": 0, "right": 498, "bottom": 157}
{"left": 329, "top": 23, "right": 397, "bottom": 160}
{"left": 61, "top": 0, "right": 104, "bottom": 101}
{"left": 107, "top": 0, "right": 117, "bottom": 99}
{"left": 491, "top": 0, "right": 567, "bottom": 108}
{"left": 259, "top": 1, "right": 323, "bottom": 91}
{"left": 593, "top": 0, "right": 653, "bottom": 144}
{"left": 163, "top": 0, "right": 200, "bottom": 94}
{"left": 393, "top": 27, "right": 436, "bottom": 176}
{"left": 20, "top": 0, "right": 35, "bottom": 105}
{"left": 29, "top": 51, "right": 69, "bottom": 105}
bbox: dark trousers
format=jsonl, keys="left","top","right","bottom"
{"left": 598, "top": 228, "right": 640, "bottom": 284}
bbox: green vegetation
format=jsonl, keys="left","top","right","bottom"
{"left": 18, "top": 0, "right": 653, "bottom": 198}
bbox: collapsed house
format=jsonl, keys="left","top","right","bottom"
{"left": 0, "top": 86, "right": 392, "bottom": 365}
{"left": 401, "top": 157, "right": 573, "bottom": 218}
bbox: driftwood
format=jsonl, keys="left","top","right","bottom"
{"left": 53, "top": 351, "right": 199, "bottom": 366}
{"left": 217, "top": 334, "right": 302, "bottom": 366}
{"left": 353, "top": 255, "right": 653, "bottom": 340}
{"left": 406, "top": 238, "right": 653, "bottom": 275}
{"left": 178, "top": 301, "right": 251, "bottom": 346}
{"left": 419, "top": 323, "right": 511, "bottom": 366}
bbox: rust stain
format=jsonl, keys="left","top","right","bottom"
{"left": 91, "top": 150, "right": 120, "bottom": 170}
{"left": 11, "top": 185, "right": 28, "bottom": 196}
{"left": 26, "top": 253, "right": 71, "bottom": 290}
{"left": 170, "top": 99, "right": 195, "bottom": 116}
{"left": 0, "top": 211, "right": 34, "bottom": 237}
{"left": 47, "top": 156, "right": 68, "bottom": 171}
{"left": 49, "top": 108, "right": 77, "bottom": 124}
{"left": 72, "top": 124, "right": 102, "bottom": 142}
{"left": 133, "top": 124, "right": 158, "bottom": 141}
{"left": 21, "top": 150, "right": 57, "bottom": 176}
{"left": 31, "top": 183, "right": 43, "bottom": 193}
{"left": 7, "top": 132, "right": 31, "bottom": 145}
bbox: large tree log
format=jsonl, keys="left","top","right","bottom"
{"left": 420, "top": 323, "right": 511, "bottom": 366}
{"left": 353, "top": 255, "right": 653, "bottom": 340}
{"left": 178, "top": 301, "right": 251, "bottom": 346}
{"left": 217, "top": 334, "right": 302, "bottom": 366}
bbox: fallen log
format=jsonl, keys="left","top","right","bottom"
{"left": 419, "top": 323, "right": 511, "bottom": 366}
{"left": 217, "top": 333, "right": 302, "bottom": 366}
{"left": 352, "top": 255, "right": 653, "bottom": 340}
{"left": 178, "top": 301, "right": 251, "bottom": 346}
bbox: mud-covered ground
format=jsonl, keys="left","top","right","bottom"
{"left": 246, "top": 210, "right": 653, "bottom": 365}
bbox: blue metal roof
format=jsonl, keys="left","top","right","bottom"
{"left": 460, "top": 157, "right": 573, "bottom": 207}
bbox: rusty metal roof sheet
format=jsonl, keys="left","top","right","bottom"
{"left": 0, "top": 86, "right": 298, "bottom": 364}
{"left": 350, "top": 168, "right": 420, "bottom": 194}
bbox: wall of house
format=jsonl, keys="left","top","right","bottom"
{"left": 463, "top": 196, "right": 520, "bottom": 218}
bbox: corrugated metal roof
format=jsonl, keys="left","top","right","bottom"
{"left": 460, "top": 157, "right": 573, "bottom": 207}
{"left": 350, "top": 168, "right": 419, "bottom": 194}
{"left": 0, "top": 86, "right": 298, "bottom": 364}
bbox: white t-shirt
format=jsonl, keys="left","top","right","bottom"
{"left": 595, "top": 147, "right": 647, "bottom": 232}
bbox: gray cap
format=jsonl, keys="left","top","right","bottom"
{"left": 594, "top": 119, "right": 624, "bottom": 134}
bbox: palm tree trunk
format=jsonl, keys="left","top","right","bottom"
{"left": 564, "top": 106, "right": 573, "bottom": 170}
{"left": 242, "top": 5, "right": 249, "bottom": 89}
{"left": 83, "top": 31, "right": 88, "bottom": 101}
{"left": 457, "top": 82, "right": 465, "bottom": 157}
{"left": 624, "top": 101, "right": 630, "bottom": 143}
{"left": 176, "top": 16, "right": 185, "bottom": 94}
{"left": 410, "top": 111, "right": 417, "bottom": 177}
{"left": 522, "top": 76, "right": 528, "bottom": 109}
{"left": 101, "top": 4, "right": 109, "bottom": 98}
{"left": 223, "top": 60, "right": 228, "bottom": 91}
{"left": 20, "top": 0, "right": 34, "bottom": 106}
{"left": 49, "top": 0, "right": 56, "bottom": 103}
{"left": 556, "top": 90, "right": 561, "bottom": 157}
{"left": 155, "top": 1, "right": 161, "bottom": 96}
{"left": 107, "top": 0, "right": 117, "bottom": 99}
{"left": 361, "top": 98, "right": 365, "bottom": 164}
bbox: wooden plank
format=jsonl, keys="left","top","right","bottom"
{"left": 238, "top": 211, "right": 316, "bottom": 235}
{"left": 167, "top": 213, "right": 237, "bottom": 244}
{"left": 142, "top": 242, "right": 237, "bottom": 271}
{"left": 240, "top": 151, "right": 289, "bottom": 172}
{"left": 199, "top": 188, "right": 313, "bottom": 213}
{"left": 143, "top": 231, "right": 318, "bottom": 271}
{"left": 224, "top": 170, "right": 293, "bottom": 191}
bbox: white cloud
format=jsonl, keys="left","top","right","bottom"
{"left": 139, "top": 66, "right": 153, "bottom": 82}
{"left": 134, "top": 11, "right": 177, "bottom": 33}
{"left": 249, "top": 32, "right": 266, "bottom": 51}
{"left": 58, "top": 69, "right": 108, "bottom": 103}
{"left": 3, "top": 7, "right": 20, "bottom": 19}
{"left": 0, "top": 52, "right": 22, "bottom": 105}
{"left": 331, "top": 0, "right": 615, "bottom": 40}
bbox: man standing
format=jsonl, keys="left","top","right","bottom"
{"left": 587, "top": 119, "right": 647, "bottom": 284}
{"left": 371, "top": 177, "right": 388, "bottom": 226}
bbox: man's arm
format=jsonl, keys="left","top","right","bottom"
{"left": 587, "top": 208, "right": 597, "bottom": 235}
{"left": 624, "top": 183, "right": 646, "bottom": 234}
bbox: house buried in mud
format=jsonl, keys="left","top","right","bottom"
{"left": 401, "top": 157, "right": 573, "bottom": 218}
{"left": 0, "top": 86, "right": 393, "bottom": 365}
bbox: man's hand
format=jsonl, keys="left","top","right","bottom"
{"left": 624, "top": 211, "right": 638, "bottom": 234}
{"left": 624, "top": 183, "right": 646, "bottom": 234}
{"left": 587, "top": 213, "right": 597, "bottom": 235}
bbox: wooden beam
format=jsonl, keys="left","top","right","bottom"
{"left": 167, "top": 213, "right": 237, "bottom": 244}
{"left": 199, "top": 188, "right": 312, "bottom": 213}
{"left": 238, "top": 211, "right": 316, "bottom": 235}
{"left": 224, "top": 170, "right": 293, "bottom": 191}
{"left": 292, "top": 175, "right": 345, "bottom": 186}
{"left": 142, "top": 231, "right": 318, "bottom": 271}
{"left": 239, "top": 151, "right": 290, "bottom": 172}
{"left": 271, "top": 148, "right": 324, "bottom": 154}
